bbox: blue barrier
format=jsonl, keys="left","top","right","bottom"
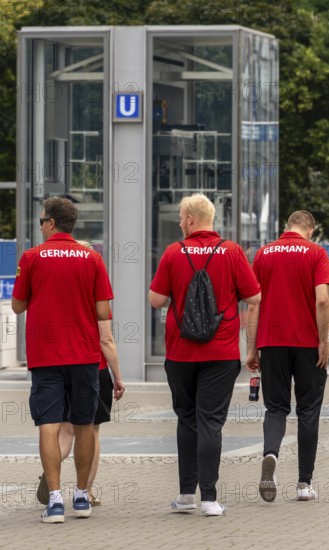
{"left": 0, "top": 240, "right": 17, "bottom": 300}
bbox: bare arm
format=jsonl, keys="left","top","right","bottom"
{"left": 149, "top": 290, "right": 169, "bottom": 308}
{"left": 243, "top": 292, "right": 261, "bottom": 306}
{"left": 315, "top": 284, "right": 329, "bottom": 368}
{"left": 98, "top": 319, "right": 125, "bottom": 400}
{"left": 95, "top": 300, "right": 111, "bottom": 320}
{"left": 245, "top": 303, "right": 260, "bottom": 372}
{"left": 11, "top": 297, "right": 27, "bottom": 314}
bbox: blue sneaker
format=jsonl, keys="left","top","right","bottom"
{"left": 73, "top": 496, "right": 92, "bottom": 518}
{"left": 41, "top": 502, "right": 65, "bottom": 523}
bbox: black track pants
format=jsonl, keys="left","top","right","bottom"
{"left": 260, "top": 347, "right": 327, "bottom": 482}
{"left": 165, "top": 359, "right": 240, "bottom": 501}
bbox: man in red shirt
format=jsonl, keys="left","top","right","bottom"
{"left": 37, "top": 317, "right": 126, "bottom": 507}
{"left": 12, "top": 198, "right": 113, "bottom": 523}
{"left": 246, "top": 210, "right": 329, "bottom": 503}
{"left": 149, "top": 193, "right": 261, "bottom": 516}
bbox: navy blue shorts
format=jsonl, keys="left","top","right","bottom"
{"left": 94, "top": 367, "right": 114, "bottom": 425}
{"left": 29, "top": 364, "right": 99, "bottom": 426}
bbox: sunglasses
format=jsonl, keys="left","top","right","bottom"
{"left": 39, "top": 217, "right": 51, "bottom": 225}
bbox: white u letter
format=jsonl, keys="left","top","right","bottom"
{"left": 119, "top": 96, "right": 137, "bottom": 116}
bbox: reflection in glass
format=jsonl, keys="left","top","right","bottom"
{"left": 240, "top": 33, "right": 279, "bottom": 258}
{"left": 26, "top": 39, "right": 105, "bottom": 248}
{"left": 150, "top": 32, "right": 279, "bottom": 357}
{"left": 151, "top": 36, "right": 234, "bottom": 356}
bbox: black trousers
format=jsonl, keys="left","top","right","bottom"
{"left": 260, "top": 347, "right": 327, "bottom": 483}
{"left": 165, "top": 359, "right": 240, "bottom": 501}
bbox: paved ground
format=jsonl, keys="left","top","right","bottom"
{"left": 1, "top": 366, "right": 329, "bottom": 550}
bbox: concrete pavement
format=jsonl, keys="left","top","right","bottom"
{"left": 1, "top": 367, "right": 329, "bottom": 550}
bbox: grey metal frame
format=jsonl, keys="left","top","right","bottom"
{"left": 17, "top": 26, "right": 112, "bottom": 262}
{"left": 16, "top": 25, "right": 278, "bottom": 379}
{"left": 145, "top": 26, "right": 241, "bottom": 372}
{"left": 16, "top": 27, "right": 112, "bottom": 361}
{"left": 144, "top": 26, "right": 277, "bottom": 378}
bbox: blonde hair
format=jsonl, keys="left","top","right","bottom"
{"left": 286, "top": 211, "right": 315, "bottom": 231}
{"left": 180, "top": 193, "right": 215, "bottom": 225}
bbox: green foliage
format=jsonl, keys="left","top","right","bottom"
{"left": 277, "top": 13, "right": 329, "bottom": 235}
{"left": 0, "top": 25, "right": 16, "bottom": 182}
{"left": 22, "top": 0, "right": 153, "bottom": 26}
{"left": 0, "top": 190, "right": 16, "bottom": 239}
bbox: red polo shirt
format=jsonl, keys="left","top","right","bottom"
{"left": 13, "top": 233, "right": 113, "bottom": 368}
{"left": 253, "top": 232, "right": 329, "bottom": 348}
{"left": 150, "top": 231, "right": 260, "bottom": 361}
{"left": 99, "top": 353, "right": 108, "bottom": 370}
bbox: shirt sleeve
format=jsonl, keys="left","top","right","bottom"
{"left": 150, "top": 249, "right": 171, "bottom": 296}
{"left": 12, "top": 252, "right": 31, "bottom": 301}
{"left": 314, "top": 247, "right": 329, "bottom": 287}
{"left": 94, "top": 255, "right": 114, "bottom": 301}
{"left": 235, "top": 246, "right": 261, "bottom": 299}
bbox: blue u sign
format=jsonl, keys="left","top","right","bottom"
{"left": 113, "top": 92, "right": 143, "bottom": 122}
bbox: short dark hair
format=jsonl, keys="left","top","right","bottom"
{"left": 286, "top": 210, "right": 315, "bottom": 231}
{"left": 44, "top": 198, "right": 78, "bottom": 233}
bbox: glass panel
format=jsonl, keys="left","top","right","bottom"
{"left": 240, "top": 33, "right": 279, "bottom": 261}
{"left": 25, "top": 37, "right": 105, "bottom": 251}
{"left": 151, "top": 35, "right": 233, "bottom": 357}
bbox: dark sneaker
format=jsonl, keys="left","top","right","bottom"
{"left": 259, "top": 454, "right": 277, "bottom": 502}
{"left": 37, "top": 472, "right": 49, "bottom": 505}
{"left": 73, "top": 496, "right": 92, "bottom": 518}
{"left": 41, "top": 502, "right": 65, "bottom": 524}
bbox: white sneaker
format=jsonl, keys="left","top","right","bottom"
{"left": 171, "top": 494, "right": 197, "bottom": 511}
{"left": 201, "top": 501, "right": 226, "bottom": 516}
{"left": 297, "top": 482, "right": 317, "bottom": 501}
{"left": 259, "top": 454, "right": 277, "bottom": 502}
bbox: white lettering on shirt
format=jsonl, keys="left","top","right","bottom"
{"left": 263, "top": 245, "right": 309, "bottom": 255}
{"left": 181, "top": 246, "right": 227, "bottom": 255}
{"left": 40, "top": 250, "right": 90, "bottom": 258}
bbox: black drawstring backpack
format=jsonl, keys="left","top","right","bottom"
{"left": 172, "top": 240, "right": 236, "bottom": 343}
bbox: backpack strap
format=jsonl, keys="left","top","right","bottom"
{"left": 172, "top": 241, "right": 197, "bottom": 330}
{"left": 178, "top": 241, "right": 196, "bottom": 272}
{"left": 172, "top": 239, "right": 226, "bottom": 330}
{"left": 204, "top": 239, "right": 226, "bottom": 269}
{"left": 178, "top": 239, "right": 226, "bottom": 272}
{"left": 223, "top": 307, "right": 239, "bottom": 322}
{"left": 172, "top": 295, "right": 181, "bottom": 329}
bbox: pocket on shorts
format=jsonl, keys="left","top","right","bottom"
{"left": 29, "top": 383, "right": 41, "bottom": 421}
{"left": 91, "top": 385, "right": 100, "bottom": 419}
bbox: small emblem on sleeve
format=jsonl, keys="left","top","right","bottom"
{"left": 16, "top": 267, "right": 21, "bottom": 276}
